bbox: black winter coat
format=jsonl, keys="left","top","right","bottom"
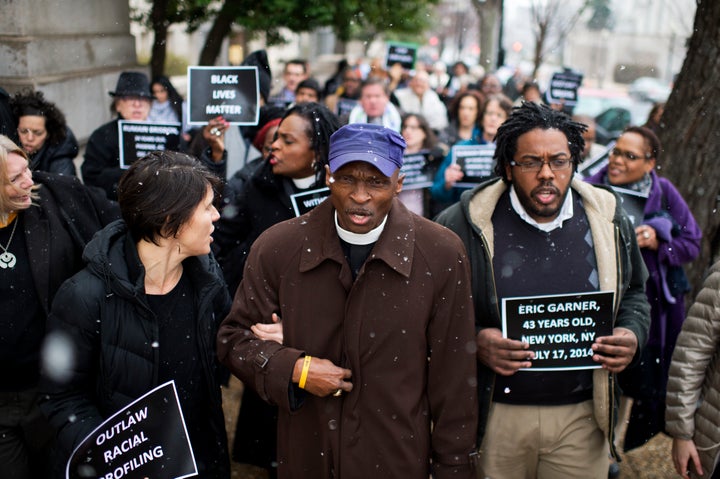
{"left": 29, "top": 127, "right": 79, "bottom": 176}
{"left": 40, "top": 220, "right": 231, "bottom": 477}
{"left": 213, "top": 160, "right": 326, "bottom": 294}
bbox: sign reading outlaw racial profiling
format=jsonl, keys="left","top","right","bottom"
{"left": 290, "top": 187, "right": 330, "bottom": 217}
{"left": 187, "top": 66, "right": 260, "bottom": 125}
{"left": 67, "top": 381, "right": 197, "bottom": 479}
{"left": 452, "top": 144, "right": 496, "bottom": 187}
{"left": 118, "top": 121, "right": 182, "bottom": 169}
{"left": 502, "top": 291, "right": 614, "bottom": 371}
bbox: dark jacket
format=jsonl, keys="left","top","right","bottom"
{"left": 218, "top": 198, "right": 479, "bottom": 479}
{"left": 40, "top": 220, "right": 231, "bottom": 477}
{"left": 29, "top": 127, "right": 78, "bottom": 176}
{"left": 435, "top": 177, "right": 651, "bottom": 456}
{"left": 82, "top": 118, "right": 227, "bottom": 200}
{"left": 213, "top": 160, "right": 326, "bottom": 294}
{"left": 26, "top": 171, "right": 119, "bottom": 315}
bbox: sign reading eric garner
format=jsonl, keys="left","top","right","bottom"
{"left": 187, "top": 66, "right": 260, "bottom": 125}
{"left": 66, "top": 381, "right": 197, "bottom": 479}
{"left": 502, "top": 291, "right": 614, "bottom": 371}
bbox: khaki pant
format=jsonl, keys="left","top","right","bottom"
{"left": 478, "top": 400, "right": 609, "bottom": 479}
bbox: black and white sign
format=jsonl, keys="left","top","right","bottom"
{"left": 118, "top": 121, "right": 182, "bottom": 169}
{"left": 385, "top": 42, "right": 417, "bottom": 71}
{"left": 452, "top": 144, "right": 496, "bottom": 187}
{"left": 502, "top": 291, "right": 614, "bottom": 371}
{"left": 67, "top": 381, "right": 196, "bottom": 479}
{"left": 610, "top": 186, "right": 648, "bottom": 228}
{"left": 545, "top": 69, "right": 584, "bottom": 106}
{"left": 290, "top": 187, "right": 330, "bottom": 217}
{"left": 400, "top": 152, "right": 433, "bottom": 190}
{"left": 187, "top": 66, "right": 260, "bottom": 125}
{"left": 577, "top": 141, "right": 614, "bottom": 179}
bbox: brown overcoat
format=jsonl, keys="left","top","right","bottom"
{"left": 218, "top": 198, "right": 478, "bottom": 479}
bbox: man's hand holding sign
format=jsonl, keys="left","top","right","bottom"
{"left": 481, "top": 291, "right": 637, "bottom": 375}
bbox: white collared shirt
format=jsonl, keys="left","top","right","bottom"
{"left": 509, "top": 185, "right": 574, "bottom": 233}
{"left": 334, "top": 211, "right": 387, "bottom": 245}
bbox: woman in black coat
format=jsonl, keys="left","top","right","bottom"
{"left": 0, "top": 135, "right": 118, "bottom": 478}
{"left": 41, "top": 151, "right": 232, "bottom": 477}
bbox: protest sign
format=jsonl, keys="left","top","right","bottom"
{"left": 545, "top": 69, "right": 584, "bottom": 107}
{"left": 385, "top": 42, "right": 417, "bottom": 71}
{"left": 577, "top": 141, "right": 613, "bottom": 179}
{"left": 452, "top": 144, "right": 496, "bottom": 187}
{"left": 502, "top": 291, "right": 614, "bottom": 371}
{"left": 290, "top": 187, "right": 330, "bottom": 217}
{"left": 610, "top": 186, "right": 648, "bottom": 228}
{"left": 187, "top": 66, "right": 259, "bottom": 125}
{"left": 400, "top": 152, "right": 433, "bottom": 190}
{"left": 67, "top": 381, "right": 197, "bottom": 479}
{"left": 118, "top": 121, "right": 181, "bottom": 169}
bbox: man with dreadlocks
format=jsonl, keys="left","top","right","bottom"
{"left": 436, "top": 102, "right": 650, "bottom": 478}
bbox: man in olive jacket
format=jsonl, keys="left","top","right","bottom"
{"left": 218, "top": 123, "right": 478, "bottom": 479}
{"left": 435, "top": 102, "right": 650, "bottom": 479}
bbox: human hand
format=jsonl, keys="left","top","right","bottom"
{"left": 635, "top": 225, "right": 658, "bottom": 251}
{"left": 476, "top": 328, "right": 534, "bottom": 376}
{"left": 251, "top": 313, "right": 283, "bottom": 344}
{"left": 444, "top": 163, "right": 465, "bottom": 190}
{"left": 293, "top": 356, "right": 353, "bottom": 397}
{"left": 672, "top": 437, "right": 702, "bottom": 479}
{"left": 591, "top": 327, "right": 638, "bottom": 373}
{"left": 202, "top": 116, "right": 230, "bottom": 162}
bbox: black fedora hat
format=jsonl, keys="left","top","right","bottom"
{"left": 109, "top": 71, "right": 152, "bottom": 99}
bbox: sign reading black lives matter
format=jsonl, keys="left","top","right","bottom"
{"left": 502, "top": 291, "right": 614, "bottom": 371}
{"left": 67, "top": 381, "right": 196, "bottom": 479}
{"left": 400, "top": 152, "right": 433, "bottom": 190}
{"left": 187, "top": 66, "right": 260, "bottom": 125}
{"left": 385, "top": 42, "right": 418, "bottom": 71}
{"left": 545, "top": 69, "right": 584, "bottom": 107}
{"left": 118, "top": 121, "right": 181, "bottom": 169}
{"left": 452, "top": 144, "right": 496, "bottom": 187}
{"left": 290, "top": 187, "right": 330, "bottom": 217}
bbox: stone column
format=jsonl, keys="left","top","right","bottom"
{"left": 0, "top": 0, "right": 142, "bottom": 143}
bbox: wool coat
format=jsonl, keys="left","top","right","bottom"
{"left": 218, "top": 198, "right": 478, "bottom": 479}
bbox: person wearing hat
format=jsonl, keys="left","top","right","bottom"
{"left": 82, "top": 71, "right": 229, "bottom": 200}
{"left": 217, "top": 122, "right": 479, "bottom": 479}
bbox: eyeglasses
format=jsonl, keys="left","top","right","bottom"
{"left": 609, "top": 148, "right": 650, "bottom": 161}
{"left": 510, "top": 159, "right": 572, "bottom": 172}
{"left": 17, "top": 128, "right": 47, "bottom": 137}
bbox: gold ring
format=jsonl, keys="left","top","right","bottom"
{"left": 333, "top": 388, "right": 342, "bottom": 397}
{"left": 643, "top": 231, "right": 650, "bottom": 239}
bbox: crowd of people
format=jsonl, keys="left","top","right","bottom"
{"left": 0, "top": 47, "right": 712, "bottom": 479}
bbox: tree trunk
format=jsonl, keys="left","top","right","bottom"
{"left": 198, "top": 1, "right": 235, "bottom": 66}
{"left": 471, "top": 0, "right": 503, "bottom": 70}
{"left": 660, "top": 0, "right": 720, "bottom": 298}
{"left": 150, "top": 0, "right": 170, "bottom": 78}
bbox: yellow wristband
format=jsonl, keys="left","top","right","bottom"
{"left": 298, "top": 355, "right": 312, "bottom": 389}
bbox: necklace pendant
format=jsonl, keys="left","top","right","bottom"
{"left": 0, "top": 251, "right": 16, "bottom": 269}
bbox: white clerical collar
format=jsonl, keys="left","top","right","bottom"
{"left": 334, "top": 211, "right": 388, "bottom": 245}
{"left": 509, "top": 185, "right": 574, "bottom": 233}
{"left": 292, "top": 174, "right": 316, "bottom": 190}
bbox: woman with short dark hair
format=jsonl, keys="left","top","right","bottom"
{"left": 41, "top": 150, "right": 232, "bottom": 478}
